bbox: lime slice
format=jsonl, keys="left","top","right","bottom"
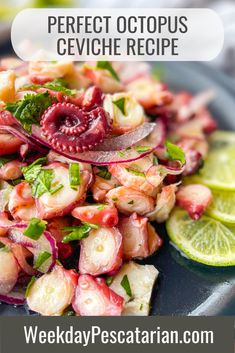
{"left": 207, "top": 190, "right": 235, "bottom": 224}
{"left": 166, "top": 208, "right": 235, "bottom": 266}
{"left": 185, "top": 144, "right": 235, "bottom": 190}
{"left": 208, "top": 130, "right": 235, "bottom": 149}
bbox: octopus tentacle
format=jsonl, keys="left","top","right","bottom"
{"left": 41, "top": 102, "right": 111, "bottom": 153}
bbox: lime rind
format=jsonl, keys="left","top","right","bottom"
{"left": 166, "top": 208, "right": 235, "bottom": 267}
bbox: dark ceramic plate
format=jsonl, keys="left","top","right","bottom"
{"left": 0, "top": 59, "right": 235, "bottom": 316}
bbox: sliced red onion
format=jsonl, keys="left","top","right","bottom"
{"left": 32, "top": 121, "right": 164, "bottom": 165}
{"left": 9, "top": 227, "right": 57, "bottom": 273}
{"left": 162, "top": 164, "right": 185, "bottom": 175}
{"left": 0, "top": 287, "right": 25, "bottom": 305}
{"left": 0, "top": 125, "right": 48, "bottom": 154}
{"left": 94, "top": 123, "right": 156, "bottom": 151}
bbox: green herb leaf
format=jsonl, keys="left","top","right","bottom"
{"left": 6, "top": 92, "right": 52, "bottom": 133}
{"left": 22, "top": 78, "right": 76, "bottom": 97}
{"left": 34, "top": 251, "right": 51, "bottom": 270}
{"left": 127, "top": 200, "right": 134, "bottom": 205}
{"left": 166, "top": 141, "right": 186, "bottom": 164}
{"left": 22, "top": 157, "right": 57, "bottom": 198}
{"left": 106, "top": 276, "right": 113, "bottom": 286}
{"left": 24, "top": 218, "right": 47, "bottom": 240}
{"left": 153, "top": 155, "right": 158, "bottom": 165}
{"left": 96, "top": 166, "right": 111, "bottom": 180}
{"left": 121, "top": 274, "right": 132, "bottom": 297}
{"left": 50, "top": 183, "right": 63, "bottom": 195}
{"left": 69, "top": 163, "right": 80, "bottom": 190}
{"left": 117, "top": 151, "right": 125, "bottom": 157}
{"left": 62, "top": 222, "right": 98, "bottom": 243}
{"left": 125, "top": 167, "right": 145, "bottom": 178}
{"left": 25, "top": 276, "right": 36, "bottom": 297}
{"left": 31, "top": 169, "right": 54, "bottom": 198}
{"left": 135, "top": 145, "right": 151, "bottom": 153}
{"left": 112, "top": 97, "right": 126, "bottom": 116}
{"left": 63, "top": 309, "right": 76, "bottom": 316}
{"left": 0, "top": 241, "right": 9, "bottom": 252}
{"left": 96, "top": 61, "right": 119, "bottom": 81}
{"left": 22, "top": 157, "right": 47, "bottom": 183}
{"left": 96, "top": 203, "right": 107, "bottom": 211}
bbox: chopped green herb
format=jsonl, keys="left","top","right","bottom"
{"left": 63, "top": 309, "right": 76, "bottom": 316}
{"left": 153, "top": 155, "right": 158, "bottom": 165}
{"left": 112, "top": 97, "right": 126, "bottom": 116}
{"left": 11, "top": 178, "right": 23, "bottom": 186}
{"left": 63, "top": 222, "right": 98, "bottom": 243}
{"left": 24, "top": 218, "right": 47, "bottom": 240}
{"left": 106, "top": 276, "right": 113, "bottom": 286}
{"left": 96, "top": 166, "right": 111, "bottom": 180}
{"left": 22, "top": 157, "right": 47, "bottom": 183}
{"left": 31, "top": 169, "right": 54, "bottom": 198}
{"left": 135, "top": 145, "right": 151, "bottom": 153}
{"left": 96, "top": 203, "right": 107, "bottom": 211}
{"left": 166, "top": 141, "right": 186, "bottom": 164}
{"left": 117, "top": 151, "right": 125, "bottom": 157}
{"left": 22, "top": 78, "right": 76, "bottom": 96}
{"left": 25, "top": 276, "right": 36, "bottom": 297}
{"left": 69, "top": 163, "right": 80, "bottom": 190}
{"left": 0, "top": 241, "right": 9, "bottom": 252}
{"left": 34, "top": 251, "right": 51, "bottom": 270}
{"left": 96, "top": 61, "right": 119, "bottom": 81}
{"left": 22, "top": 158, "right": 58, "bottom": 198}
{"left": 50, "top": 183, "right": 63, "bottom": 195}
{"left": 112, "top": 197, "right": 118, "bottom": 202}
{"left": 6, "top": 92, "right": 52, "bottom": 133}
{"left": 127, "top": 200, "right": 134, "bottom": 205}
{"left": 121, "top": 274, "right": 132, "bottom": 297}
{"left": 125, "top": 167, "right": 145, "bottom": 178}
{"left": 139, "top": 303, "right": 143, "bottom": 311}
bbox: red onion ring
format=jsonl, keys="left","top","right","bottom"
{"left": 0, "top": 125, "right": 48, "bottom": 154}
{"left": 0, "top": 288, "right": 25, "bottom": 305}
{"left": 94, "top": 123, "right": 156, "bottom": 151}
{"left": 31, "top": 121, "right": 164, "bottom": 165}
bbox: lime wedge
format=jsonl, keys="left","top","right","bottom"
{"left": 207, "top": 190, "right": 235, "bottom": 224}
{"left": 166, "top": 208, "right": 235, "bottom": 266}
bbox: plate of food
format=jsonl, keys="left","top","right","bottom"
{"left": 0, "top": 58, "right": 234, "bottom": 317}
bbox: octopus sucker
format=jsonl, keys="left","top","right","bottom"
{"left": 41, "top": 102, "right": 111, "bottom": 153}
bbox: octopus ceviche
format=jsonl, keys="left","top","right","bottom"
{"left": 0, "top": 58, "right": 216, "bottom": 316}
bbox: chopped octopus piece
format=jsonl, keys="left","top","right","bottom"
{"left": 0, "top": 160, "right": 26, "bottom": 180}
{"left": 73, "top": 274, "right": 124, "bottom": 316}
{"left": 0, "top": 243, "right": 20, "bottom": 295}
{"left": 79, "top": 226, "right": 123, "bottom": 276}
{"left": 27, "top": 265, "right": 78, "bottom": 316}
{"left": 108, "top": 159, "right": 166, "bottom": 197}
{"left": 118, "top": 213, "right": 149, "bottom": 260}
{"left": 147, "top": 223, "right": 163, "bottom": 256}
{"left": 72, "top": 203, "right": 118, "bottom": 228}
{"left": 47, "top": 217, "right": 71, "bottom": 243}
{"left": 0, "top": 133, "right": 23, "bottom": 156}
{"left": 8, "top": 182, "right": 38, "bottom": 221}
{"left": 36, "top": 163, "right": 92, "bottom": 219}
{"left": 147, "top": 184, "right": 177, "bottom": 223}
{"left": 126, "top": 77, "right": 172, "bottom": 109}
{"left": 176, "top": 184, "right": 212, "bottom": 220}
{"left": 103, "top": 92, "right": 145, "bottom": 134}
{"left": 110, "top": 261, "right": 159, "bottom": 316}
{"left": 83, "top": 65, "right": 124, "bottom": 93}
{"left": 91, "top": 169, "right": 119, "bottom": 202}
{"left": 106, "top": 186, "right": 155, "bottom": 215}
